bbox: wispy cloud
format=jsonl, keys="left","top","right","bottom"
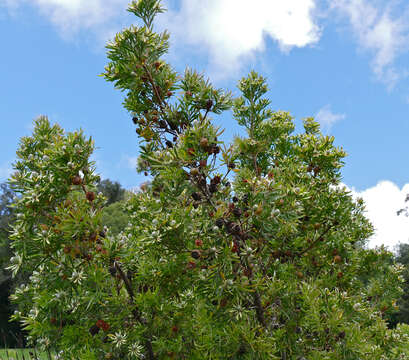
{"left": 122, "top": 155, "right": 138, "bottom": 171}
{"left": 344, "top": 181, "right": 409, "bottom": 250}
{"left": 0, "top": 161, "right": 13, "bottom": 181}
{"left": 315, "top": 104, "right": 345, "bottom": 131}
{"left": 1, "top": 0, "right": 129, "bottom": 40}
{"left": 161, "top": 0, "right": 321, "bottom": 77}
{"left": 331, "top": 0, "right": 409, "bottom": 89}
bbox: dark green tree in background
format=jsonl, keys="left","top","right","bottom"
{"left": 101, "top": 201, "right": 129, "bottom": 237}
{"left": 0, "top": 182, "right": 15, "bottom": 276}
{"left": 97, "top": 179, "right": 126, "bottom": 206}
{"left": 0, "top": 182, "right": 26, "bottom": 347}
{"left": 390, "top": 194, "right": 409, "bottom": 327}
{"left": 97, "top": 179, "right": 130, "bottom": 236}
{"left": 390, "top": 243, "right": 409, "bottom": 327}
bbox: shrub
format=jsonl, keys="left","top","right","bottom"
{"left": 8, "top": 1, "right": 409, "bottom": 358}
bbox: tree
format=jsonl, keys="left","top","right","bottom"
{"left": 389, "top": 243, "right": 409, "bottom": 327}
{"left": 0, "top": 182, "right": 27, "bottom": 347}
{"left": 7, "top": 1, "right": 409, "bottom": 359}
{"left": 97, "top": 179, "right": 126, "bottom": 206}
{"left": 0, "top": 182, "right": 15, "bottom": 284}
{"left": 101, "top": 201, "right": 129, "bottom": 237}
{"left": 96, "top": 178, "right": 128, "bottom": 237}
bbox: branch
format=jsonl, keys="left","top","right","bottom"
{"left": 253, "top": 289, "right": 267, "bottom": 328}
{"left": 233, "top": 234, "right": 267, "bottom": 330}
{"left": 114, "top": 261, "right": 134, "bottom": 300}
{"left": 114, "top": 261, "right": 155, "bottom": 360}
{"left": 297, "top": 223, "right": 333, "bottom": 258}
{"left": 142, "top": 64, "right": 166, "bottom": 113}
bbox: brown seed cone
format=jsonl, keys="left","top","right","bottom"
{"left": 89, "top": 324, "right": 100, "bottom": 336}
{"left": 205, "top": 99, "right": 213, "bottom": 111}
{"left": 211, "top": 175, "right": 221, "bottom": 185}
{"left": 191, "top": 192, "right": 201, "bottom": 201}
{"left": 215, "top": 218, "right": 225, "bottom": 228}
{"left": 86, "top": 191, "right": 95, "bottom": 202}
{"left": 233, "top": 207, "right": 242, "bottom": 218}
{"left": 209, "top": 183, "right": 218, "bottom": 193}
{"left": 226, "top": 222, "right": 241, "bottom": 235}
{"left": 72, "top": 176, "right": 82, "bottom": 185}
{"left": 190, "top": 168, "right": 200, "bottom": 177}
{"left": 191, "top": 250, "right": 201, "bottom": 259}
{"left": 200, "top": 137, "right": 209, "bottom": 148}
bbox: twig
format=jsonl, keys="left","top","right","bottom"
{"left": 202, "top": 108, "right": 210, "bottom": 123}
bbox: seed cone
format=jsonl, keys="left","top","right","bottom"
{"left": 86, "top": 191, "right": 95, "bottom": 202}
{"left": 191, "top": 250, "right": 201, "bottom": 259}
{"left": 215, "top": 218, "right": 225, "bottom": 228}
{"left": 89, "top": 324, "right": 100, "bottom": 336}
{"left": 200, "top": 137, "right": 209, "bottom": 148}
{"left": 72, "top": 176, "right": 82, "bottom": 185}
{"left": 205, "top": 99, "right": 213, "bottom": 111}
{"left": 191, "top": 192, "right": 201, "bottom": 201}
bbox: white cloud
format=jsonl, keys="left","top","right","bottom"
{"left": 315, "top": 104, "right": 345, "bottom": 130}
{"left": 1, "top": 0, "right": 129, "bottom": 39}
{"left": 345, "top": 181, "right": 409, "bottom": 250}
{"left": 161, "top": 0, "right": 321, "bottom": 75}
{"left": 2, "top": 0, "right": 321, "bottom": 75}
{"left": 332, "top": 0, "right": 409, "bottom": 89}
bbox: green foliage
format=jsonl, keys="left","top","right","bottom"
{"left": 128, "top": 0, "right": 166, "bottom": 30}
{"left": 101, "top": 201, "right": 129, "bottom": 237}
{"left": 7, "top": 2, "right": 409, "bottom": 359}
{"left": 0, "top": 348, "right": 55, "bottom": 359}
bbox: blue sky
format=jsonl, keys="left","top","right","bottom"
{"left": 0, "top": 0, "right": 408, "bottom": 249}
